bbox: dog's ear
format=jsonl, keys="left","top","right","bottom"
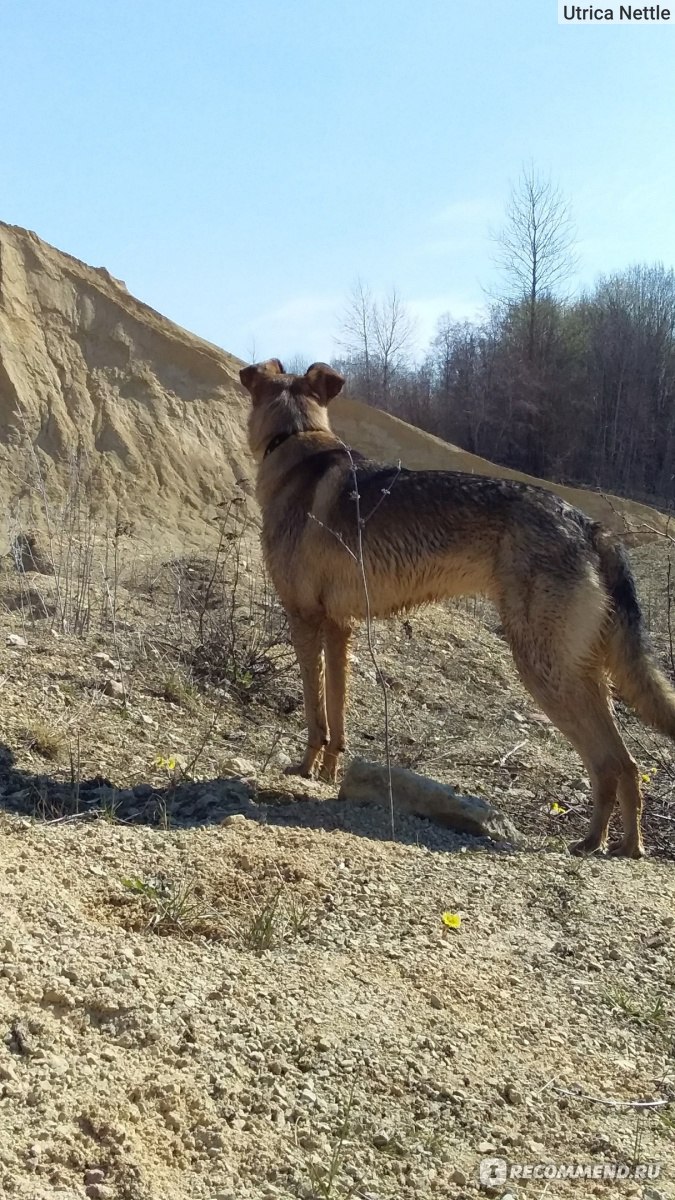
{"left": 239, "top": 359, "right": 285, "bottom": 394}
{"left": 304, "top": 363, "right": 345, "bottom": 405}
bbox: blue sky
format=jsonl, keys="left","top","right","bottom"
{"left": 2, "top": 0, "right": 674, "bottom": 362}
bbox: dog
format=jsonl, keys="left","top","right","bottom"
{"left": 240, "top": 357, "right": 675, "bottom": 858}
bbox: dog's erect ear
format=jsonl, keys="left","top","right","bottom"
{"left": 239, "top": 359, "right": 285, "bottom": 394}
{"left": 304, "top": 363, "right": 345, "bottom": 405}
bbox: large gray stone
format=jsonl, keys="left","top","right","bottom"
{"left": 339, "top": 757, "right": 523, "bottom": 846}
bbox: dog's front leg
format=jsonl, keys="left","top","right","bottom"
{"left": 286, "top": 612, "right": 328, "bottom": 777}
{"left": 319, "top": 620, "right": 352, "bottom": 783}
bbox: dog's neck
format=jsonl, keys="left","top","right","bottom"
{"left": 263, "top": 431, "right": 295, "bottom": 458}
{"left": 262, "top": 427, "right": 344, "bottom": 462}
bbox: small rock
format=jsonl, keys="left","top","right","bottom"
{"left": 429, "top": 994, "right": 444, "bottom": 1010}
{"left": 93, "top": 652, "right": 121, "bottom": 671}
{"left": 194, "top": 1126, "right": 224, "bottom": 1151}
{"left": 339, "top": 758, "right": 523, "bottom": 846}
{"left": 85, "top": 1187, "right": 113, "bottom": 1200}
{"left": 6, "top": 634, "right": 27, "bottom": 648}
{"left": 83, "top": 1169, "right": 106, "bottom": 1186}
{"left": 103, "top": 679, "right": 125, "bottom": 699}
{"left": 221, "top": 756, "right": 256, "bottom": 778}
{"left": 528, "top": 1139, "right": 546, "bottom": 1156}
{"left": 504, "top": 1083, "right": 523, "bottom": 1105}
{"left": 449, "top": 1167, "right": 467, "bottom": 1185}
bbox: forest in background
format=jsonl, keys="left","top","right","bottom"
{"left": 329, "top": 170, "right": 675, "bottom": 509}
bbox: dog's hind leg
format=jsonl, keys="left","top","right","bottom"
{"left": 501, "top": 573, "right": 644, "bottom": 858}
{"left": 319, "top": 620, "right": 352, "bottom": 783}
{"left": 287, "top": 612, "right": 328, "bottom": 777}
{"left": 508, "top": 645, "right": 643, "bottom": 858}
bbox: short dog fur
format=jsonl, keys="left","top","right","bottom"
{"left": 241, "top": 357, "right": 675, "bottom": 858}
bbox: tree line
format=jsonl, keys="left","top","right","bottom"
{"left": 332, "top": 170, "right": 675, "bottom": 509}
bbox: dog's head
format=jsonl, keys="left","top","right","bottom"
{"left": 240, "top": 359, "right": 345, "bottom": 461}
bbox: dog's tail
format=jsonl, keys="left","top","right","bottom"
{"left": 594, "top": 527, "right": 675, "bottom": 741}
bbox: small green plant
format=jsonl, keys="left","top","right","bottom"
{"left": 161, "top": 670, "right": 197, "bottom": 709}
{"left": 603, "top": 986, "right": 669, "bottom": 1032}
{"left": 100, "top": 790, "right": 120, "bottom": 824}
{"left": 121, "top": 873, "right": 220, "bottom": 938}
{"left": 245, "top": 888, "right": 283, "bottom": 952}
{"left": 243, "top": 886, "right": 316, "bottom": 953}
{"left": 153, "top": 753, "right": 185, "bottom": 829}
{"left": 305, "top": 1084, "right": 358, "bottom": 1199}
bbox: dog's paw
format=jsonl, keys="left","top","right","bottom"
{"left": 283, "top": 762, "right": 315, "bottom": 779}
{"left": 569, "top": 836, "right": 606, "bottom": 857}
{"left": 318, "top": 761, "right": 339, "bottom": 784}
{"left": 607, "top": 840, "right": 646, "bottom": 860}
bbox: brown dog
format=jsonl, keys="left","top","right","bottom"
{"left": 241, "top": 357, "right": 675, "bottom": 857}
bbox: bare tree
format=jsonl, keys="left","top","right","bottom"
{"left": 336, "top": 279, "right": 375, "bottom": 404}
{"left": 284, "top": 354, "right": 310, "bottom": 375}
{"left": 336, "top": 280, "right": 415, "bottom": 407}
{"left": 372, "top": 287, "right": 416, "bottom": 403}
{"left": 493, "top": 165, "right": 578, "bottom": 360}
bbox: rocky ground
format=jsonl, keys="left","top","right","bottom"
{"left": 1, "top": 529, "right": 674, "bottom": 1200}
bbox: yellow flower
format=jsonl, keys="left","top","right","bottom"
{"left": 641, "top": 773, "right": 651, "bottom": 784}
{"left": 154, "top": 754, "right": 177, "bottom": 771}
{"left": 441, "top": 912, "right": 462, "bottom": 930}
{"left": 549, "top": 802, "right": 567, "bottom": 815}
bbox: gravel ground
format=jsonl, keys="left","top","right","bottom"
{"left": 1, "top": 544, "right": 675, "bottom": 1200}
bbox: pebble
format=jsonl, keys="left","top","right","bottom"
{"left": 83, "top": 1169, "right": 106, "bottom": 1185}
{"left": 103, "top": 679, "right": 125, "bottom": 699}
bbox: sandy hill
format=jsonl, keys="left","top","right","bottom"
{"left": 0, "top": 220, "right": 668, "bottom": 542}
{"left": 0, "top": 223, "right": 252, "bottom": 540}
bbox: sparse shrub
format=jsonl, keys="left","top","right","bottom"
{"left": 21, "top": 723, "right": 63, "bottom": 761}
{"left": 6, "top": 435, "right": 132, "bottom": 636}
{"left": 161, "top": 669, "right": 197, "bottom": 709}
{"left": 121, "top": 874, "right": 222, "bottom": 938}
{"left": 242, "top": 885, "right": 316, "bottom": 953}
{"left": 159, "top": 504, "right": 294, "bottom": 703}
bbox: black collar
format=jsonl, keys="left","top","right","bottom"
{"left": 263, "top": 431, "right": 295, "bottom": 458}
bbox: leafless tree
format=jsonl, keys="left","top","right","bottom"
{"left": 337, "top": 280, "right": 415, "bottom": 406}
{"left": 492, "top": 165, "right": 578, "bottom": 360}
{"left": 336, "top": 279, "right": 376, "bottom": 404}
{"left": 372, "top": 287, "right": 416, "bottom": 402}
